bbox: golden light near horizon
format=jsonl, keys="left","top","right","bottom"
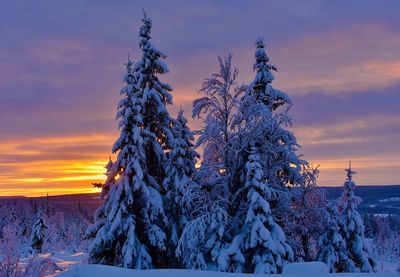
{"left": 0, "top": 134, "right": 113, "bottom": 197}
{"left": 0, "top": 129, "right": 398, "bottom": 197}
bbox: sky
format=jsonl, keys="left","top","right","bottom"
{"left": 1, "top": 0, "right": 400, "bottom": 196}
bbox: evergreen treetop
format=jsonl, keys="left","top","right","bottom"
{"left": 87, "top": 12, "right": 177, "bottom": 269}
{"left": 337, "top": 162, "right": 376, "bottom": 273}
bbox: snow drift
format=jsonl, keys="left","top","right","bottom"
{"left": 57, "top": 264, "right": 400, "bottom": 277}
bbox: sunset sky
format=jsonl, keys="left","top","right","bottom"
{"left": 1, "top": 1, "right": 400, "bottom": 196}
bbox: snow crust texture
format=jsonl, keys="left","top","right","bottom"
{"left": 57, "top": 264, "right": 400, "bottom": 277}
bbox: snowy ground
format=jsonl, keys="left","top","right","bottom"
{"left": 10, "top": 249, "right": 398, "bottom": 275}
{"left": 376, "top": 261, "right": 400, "bottom": 273}
{"left": 12, "top": 251, "right": 398, "bottom": 276}
{"left": 56, "top": 264, "right": 400, "bottom": 277}
{"left": 17, "top": 251, "right": 87, "bottom": 273}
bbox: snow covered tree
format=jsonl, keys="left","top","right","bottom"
{"left": 19, "top": 209, "right": 33, "bottom": 246}
{"left": 0, "top": 225, "right": 21, "bottom": 276}
{"left": 247, "top": 37, "right": 291, "bottom": 111}
{"left": 181, "top": 54, "right": 244, "bottom": 270}
{"left": 51, "top": 211, "right": 68, "bottom": 248}
{"left": 219, "top": 149, "right": 292, "bottom": 273}
{"left": 176, "top": 182, "right": 229, "bottom": 270}
{"left": 287, "top": 165, "right": 327, "bottom": 261}
{"left": 4, "top": 205, "right": 20, "bottom": 239}
{"left": 373, "top": 216, "right": 400, "bottom": 260}
{"left": 163, "top": 109, "right": 199, "bottom": 266}
{"left": 242, "top": 37, "right": 304, "bottom": 183}
{"left": 31, "top": 209, "right": 48, "bottom": 254}
{"left": 45, "top": 192, "right": 50, "bottom": 217}
{"left": 316, "top": 202, "right": 350, "bottom": 273}
{"left": 222, "top": 38, "right": 305, "bottom": 272}
{"left": 0, "top": 206, "right": 7, "bottom": 240}
{"left": 186, "top": 37, "right": 306, "bottom": 273}
{"left": 193, "top": 54, "right": 245, "bottom": 188}
{"left": 337, "top": 162, "right": 377, "bottom": 272}
{"left": 87, "top": 13, "right": 176, "bottom": 269}
{"left": 232, "top": 37, "right": 305, "bottom": 229}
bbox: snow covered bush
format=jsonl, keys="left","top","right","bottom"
{"left": 23, "top": 255, "right": 62, "bottom": 277}
{"left": 373, "top": 215, "right": 400, "bottom": 262}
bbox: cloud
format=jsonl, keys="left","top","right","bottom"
{"left": 268, "top": 24, "right": 400, "bottom": 94}
{"left": 287, "top": 83, "right": 400, "bottom": 186}
{"left": 291, "top": 82, "right": 400, "bottom": 127}
{"left": 1, "top": 1, "right": 400, "bottom": 195}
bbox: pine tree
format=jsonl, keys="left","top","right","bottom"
{"left": 163, "top": 110, "right": 198, "bottom": 266}
{"left": 316, "top": 202, "right": 350, "bottom": 272}
{"left": 337, "top": 162, "right": 376, "bottom": 272}
{"left": 7, "top": 205, "right": 19, "bottom": 238}
{"left": 45, "top": 192, "right": 50, "bottom": 217}
{"left": 249, "top": 37, "right": 291, "bottom": 111}
{"left": 31, "top": 209, "right": 48, "bottom": 254}
{"left": 87, "top": 13, "right": 175, "bottom": 269}
{"left": 233, "top": 37, "right": 305, "bottom": 230}
{"left": 222, "top": 37, "right": 304, "bottom": 273}
{"left": 220, "top": 149, "right": 292, "bottom": 273}
{"left": 20, "top": 210, "right": 32, "bottom": 241}
{"left": 134, "top": 11, "right": 174, "bottom": 163}
{"left": 54, "top": 211, "right": 68, "bottom": 246}
{"left": 238, "top": 37, "right": 304, "bottom": 189}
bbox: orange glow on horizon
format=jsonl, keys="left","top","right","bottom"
{"left": 1, "top": 129, "right": 399, "bottom": 197}
{"left": 0, "top": 134, "right": 113, "bottom": 197}
{"left": 0, "top": 187, "right": 102, "bottom": 198}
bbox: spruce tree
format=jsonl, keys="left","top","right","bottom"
{"left": 20, "top": 210, "right": 32, "bottom": 244}
{"left": 220, "top": 148, "right": 292, "bottom": 273}
{"left": 237, "top": 37, "right": 304, "bottom": 191}
{"left": 337, "top": 162, "right": 376, "bottom": 272}
{"left": 316, "top": 202, "right": 350, "bottom": 272}
{"left": 233, "top": 37, "right": 305, "bottom": 230}
{"left": 223, "top": 37, "right": 303, "bottom": 272}
{"left": 87, "top": 13, "right": 175, "bottom": 269}
{"left": 31, "top": 208, "right": 48, "bottom": 254}
{"left": 163, "top": 109, "right": 198, "bottom": 266}
{"left": 132, "top": 11, "right": 175, "bottom": 267}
